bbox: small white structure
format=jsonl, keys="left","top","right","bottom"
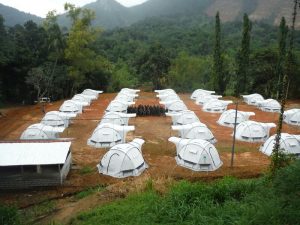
{"left": 257, "top": 99, "right": 281, "bottom": 112}
{"left": 87, "top": 124, "right": 135, "bottom": 148}
{"left": 235, "top": 121, "right": 276, "bottom": 142}
{"left": 242, "top": 93, "right": 264, "bottom": 105}
{"left": 195, "top": 95, "right": 222, "bottom": 105}
{"left": 169, "top": 137, "right": 223, "bottom": 171}
{"left": 217, "top": 110, "right": 255, "bottom": 128}
{"left": 21, "top": 123, "right": 65, "bottom": 140}
{"left": 72, "top": 95, "right": 90, "bottom": 106}
{"left": 284, "top": 109, "right": 300, "bottom": 126}
{"left": 115, "top": 94, "right": 136, "bottom": 103}
{"left": 191, "top": 89, "right": 215, "bottom": 100}
{"left": 97, "top": 139, "right": 148, "bottom": 178}
{"left": 120, "top": 88, "right": 140, "bottom": 94}
{"left": 155, "top": 89, "right": 176, "bottom": 96}
{"left": 260, "top": 133, "right": 300, "bottom": 157}
{"left": 59, "top": 100, "right": 82, "bottom": 114}
{"left": 172, "top": 122, "right": 216, "bottom": 144}
{"left": 101, "top": 112, "right": 136, "bottom": 126}
{"left": 166, "top": 100, "right": 188, "bottom": 113}
{"left": 157, "top": 94, "right": 180, "bottom": 102}
{"left": 41, "top": 112, "right": 69, "bottom": 128}
{"left": 106, "top": 101, "right": 129, "bottom": 113}
{"left": 82, "top": 89, "right": 103, "bottom": 99}
{"left": 202, "top": 100, "right": 233, "bottom": 113}
{"left": 74, "top": 94, "right": 94, "bottom": 103}
{"left": 166, "top": 111, "right": 200, "bottom": 125}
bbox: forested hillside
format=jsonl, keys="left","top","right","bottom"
{"left": 0, "top": 2, "right": 300, "bottom": 106}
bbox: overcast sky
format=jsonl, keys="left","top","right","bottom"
{"left": 0, "top": 0, "right": 148, "bottom": 17}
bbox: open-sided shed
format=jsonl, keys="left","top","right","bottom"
{"left": 0, "top": 141, "right": 72, "bottom": 189}
{"left": 169, "top": 137, "right": 222, "bottom": 172}
{"left": 97, "top": 139, "right": 148, "bottom": 178}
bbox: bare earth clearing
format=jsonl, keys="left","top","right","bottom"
{"left": 0, "top": 92, "right": 300, "bottom": 223}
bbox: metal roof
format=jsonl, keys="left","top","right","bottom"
{"left": 0, "top": 142, "right": 71, "bottom": 166}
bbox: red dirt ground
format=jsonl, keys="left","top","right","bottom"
{"left": 0, "top": 92, "right": 300, "bottom": 208}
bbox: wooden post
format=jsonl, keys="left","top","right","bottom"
{"left": 231, "top": 101, "right": 239, "bottom": 168}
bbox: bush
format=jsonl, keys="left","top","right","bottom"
{"left": 0, "top": 205, "right": 20, "bottom": 225}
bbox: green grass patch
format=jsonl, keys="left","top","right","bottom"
{"left": 79, "top": 166, "right": 94, "bottom": 175}
{"left": 75, "top": 186, "right": 105, "bottom": 200}
{"left": 72, "top": 161, "right": 300, "bottom": 225}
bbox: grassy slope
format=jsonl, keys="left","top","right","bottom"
{"left": 72, "top": 161, "right": 300, "bottom": 225}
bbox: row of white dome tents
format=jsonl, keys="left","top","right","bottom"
{"left": 242, "top": 93, "right": 281, "bottom": 112}
{"left": 20, "top": 89, "right": 102, "bottom": 140}
{"left": 157, "top": 89, "right": 223, "bottom": 172}
{"left": 88, "top": 88, "right": 138, "bottom": 148}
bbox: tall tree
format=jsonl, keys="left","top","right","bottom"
{"left": 235, "top": 14, "right": 252, "bottom": 96}
{"left": 275, "top": 17, "right": 288, "bottom": 99}
{"left": 212, "top": 12, "right": 225, "bottom": 94}
{"left": 271, "top": 0, "right": 299, "bottom": 174}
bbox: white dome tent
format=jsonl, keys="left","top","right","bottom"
{"left": 72, "top": 95, "right": 90, "bottom": 106}
{"left": 169, "top": 137, "right": 223, "bottom": 172}
{"left": 235, "top": 121, "right": 276, "bottom": 142}
{"left": 166, "top": 111, "right": 200, "bottom": 125}
{"left": 157, "top": 94, "right": 180, "bottom": 102}
{"left": 97, "top": 139, "right": 148, "bottom": 178}
{"left": 43, "top": 111, "right": 76, "bottom": 128}
{"left": 242, "top": 93, "right": 264, "bottom": 105}
{"left": 155, "top": 89, "right": 176, "bottom": 97}
{"left": 202, "top": 100, "right": 233, "bottom": 113}
{"left": 41, "top": 113, "right": 67, "bottom": 128}
{"left": 115, "top": 94, "right": 136, "bottom": 103}
{"left": 106, "top": 101, "right": 129, "bottom": 113}
{"left": 217, "top": 110, "right": 255, "bottom": 128}
{"left": 191, "top": 89, "right": 215, "bottom": 100}
{"left": 195, "top": 95, "right": 222, "bottom": 105}
{"left": 100, "top": 112, "right": 136, "bottom": 126}
{"left": 21, "top": 123, "right": 65, "bottom": 140}
{"left": 59, "top": 100, "right": 83, "bottom": 114}
{"left": 160, "top": 99, "right": 183, "bottom": 109}
{"left": 256, "top": 99, "right": 281, "bottom": 112}
{"left": 120, "top": 88, "right": 140, "bottom": 95}
{"left": 260, "top": 133, "right": 300, "bottom": 157}
{"left": 284, "top": 109, "right": 300, "bottom": 126}
{"left": 166, "top": 100, "right": 188, "bottom": 113}
{"left": 172, "top": 122, "right": 216, "bottom": 144}
{"left": 74, "top": 94, "right": 94, "bottom": 103}
{"left": 82, "top": 89, "right": 103, "bottom": 99}
{"left": 87, "top": 124, "right": 135, "bottom": 148}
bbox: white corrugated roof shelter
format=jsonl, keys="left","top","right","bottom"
{"left": 260, "top": 133, "right": 300, "bottom": 157}
{"left": 202, "top": 100, "right": 233, "bottom": 113}
{"left": 87, "top": 124, "right": 135, "bottom": 148}
{"left": 242, "top": 93, "right": 264, "bottom": 105}
{"left": 97, "top": 139, "right": 148, "bottom": 178}
{"left": 21, "top": 123, "right": 65, "bottom": 140}
{"left": 195, "top": 95, "right": 222, "bottom": 105}
{"left": 191, "top": 89, "right": 215, "bottom": 100}
{"left": 41, "top": 113, "right": 68, "bottom": 128}
{"left": 284, "top": 109, "right": 300, "bottom": 126}
{"left": 101, "top": 112, "right": 136, "bottom": 126}
{"left": 172, "top": 122, "right": 216, "bottom": 144}
{"left": 166, "top": 111, "right": 200, "bottom": 125}
{"left": 235, "top": 121, "right": 276, "bottom": 142}
{"left": 256, "top": 99, "right": 281, "bottom": 112}
{"left": 60, "top": 100, "right": 82, "bottom": 114}
{"left": 217, "top": 110, "right": 255, "bottom": 128}
{"left": 169, "top": 137, "right": 222, "bottom": 171}
{"left": 0, "top": 142, "right": 71, "bottom": 166}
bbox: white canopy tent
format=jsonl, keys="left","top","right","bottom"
{"left": 166, "top": 111, "right": 200, "bottom": 125}
{"left": 217, "top": 110, "right": 255, "bottom": 128}
{"left": 41, "top": 112, "right": 69, "bottom": 128}
{"left": 202, "top": 100, "right": 233, "bottom": 113}
{"left": 60, "top": 100, "right": 83, "bottom": 114}
{"left": 155, "top": 89, "right": 176, "bottom": 97}
{"left": 157, "top": 94, "right": 180, "bottom": 102}
{"left": 172, "top": 122, "right": 216, "bottom": 144}
{"left": 169, "top": 137, "right": 223, "bottom": 172}
{"left": 115, "top": 93, "right": 136, "bottom": 102}
{"left": 120, "top": 88, "right": 140, "bottom": 94}
{"left": 106, "top": 101, "right": 129, "bottom": 113}
{"left": 87, "top": 124, "right": 135, "bottom": 148}
{"left": 100, "top": 112, "right": 136, "bottom": 126}
{"left": 260, "top": 133, "right": 300, "bottom": 157}
{"left": 21, "top": 123, "right": 65, "bottom": 140}
{"left": 195, "top": 95, "right": 222, "bottom": 105}
{"left": 97, "top": 139, "right": 148, "bottom": 178}
{"left": 256, "top": 99, "right": 281, "bottom": 112}
{"left": 235, "top": 121, "right": 276, "bottom": 142}
{"left": 191, "top": 89, "right": 215, "bottom": 100}
{"left": 284, "top": 109, "right": 300, "bottom": 126}
{"left": 74, "top": 94, "right": 94, "bottom": 103}
{"left": 242, "top": 93, "right": 264, "bottom": 105}
{"left": 72, "top": 95, "right": 90, "bottom": 106}
{"left": 166, "top": 100, "right": 188, "bottom": 113}
{"left": 81, "top": 89, "right": 103, "bottom": 99}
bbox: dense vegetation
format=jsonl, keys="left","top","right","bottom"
{"left": 68, "top": 160, "right": 300, "bottom": 225}
{"left": 1, "top": 4, "right": 300, "bottom": 106}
